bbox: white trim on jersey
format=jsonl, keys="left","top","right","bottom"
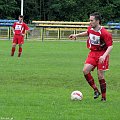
{"left": 90, "top": 26, "right": 103, "bottom": 34}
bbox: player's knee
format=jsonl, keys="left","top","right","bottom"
{"left": 12, "top": 44, "right": 16, "bottom": 47}
{"left": 98, "top": 74, "right": 104, "bottom": 80}
{"left": 83, "top": 68, "right": 89, "bottom": 75}
{"left": 98, "top": 71, "right": 105, "bottom": 80}
{"left": 19, "top": 44, "right": 22, "bottom": 47}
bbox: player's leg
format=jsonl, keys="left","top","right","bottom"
{"left": 97, "top": 70, "right": 106, "bottom": 101}
{"left": 18, "top": 44, "right": 22, "bottom": 57}
{"left": 83, "top": 64, "right": 100, "bottom": 99}
{"left": 18, "top": 36, "right": 24, "bottom": 57}
{"left": 11, "top": 35, "right": 18, "bottom": 56}
{"left": 97, "top": 55, "right": 109, "bottom": 101}
{"left": 11, "top": 43, "right": 16, "bottom": 56}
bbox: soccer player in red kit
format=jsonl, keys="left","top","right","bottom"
{"left": 11, "top": 15, "right": 29, "bottom": 57}
{"left": 69, "top": 12, "right": 113, "bottom": 101}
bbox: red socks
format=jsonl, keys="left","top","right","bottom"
{"left": 11, "top": 47, "right": 15, "bottom": 56}
{"left": 11, "top": 47, "right": 22, "bottom": 57}
{"left": 99, "top": 79, "right": 106, "bottom": 99}
{"left": 18, "top": 47, "right": 22, "bottom": 57}
{"left": 84, "top": 73, "right": 99, "bottom": 92}
{"left": 84, "top": 73, "right": 106, "bottom": 99}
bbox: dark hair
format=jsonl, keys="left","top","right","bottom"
{"left": 90, "top": 12, "right": 102, "bottom": 24}
{"left": 19, "top": 15, "right": 24, "bottom": 18}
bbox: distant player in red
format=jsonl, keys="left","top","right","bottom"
{"left": 69, "top": 12, "right": 113, "bottom": 101}
{"left": 11, "top": 15, "right": 29, "bottom": 57}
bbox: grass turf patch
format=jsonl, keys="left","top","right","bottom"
{"left": 0, "top": 40, "right": 119, "bottom": 120}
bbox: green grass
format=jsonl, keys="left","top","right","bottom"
{"left": 0, "top": 40, "right": 119, "bottom": 120}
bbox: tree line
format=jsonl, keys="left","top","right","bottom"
{"left": 0, "top": 0, "right": 120, "bottom": 24}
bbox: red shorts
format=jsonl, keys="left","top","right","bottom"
{"left": 85, "top": 51, "right": 109, "bottom": 71}
{"left": 13, "top": 35, "right": 24, "bottom": 44}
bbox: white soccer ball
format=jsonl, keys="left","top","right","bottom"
{"left": 71, "top": 90, "right": 83, "bottom": 101}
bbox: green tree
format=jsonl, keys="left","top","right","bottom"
{"left": 0, "top": 0, "right": 120, "bottom": 23}
{"left": 0, "top": 0, "right": 19, "bottom": 19}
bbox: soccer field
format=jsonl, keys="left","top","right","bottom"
{"left": 0, "top": 40, "right": 119, "bottom": 120}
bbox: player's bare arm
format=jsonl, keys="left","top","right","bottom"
{"left": 22, "top": 29, "right": 29, "bottom": 37}
{"left": 22, "top": 30, "right": 26, "bottom": 36}
{"left": 99, "top": 45, "right": 113, "bottom": 63}
{"left": 12, "top": 28, "right": 15, "bottom": 35}
{"left": 69, "top": 31, "right": 88, "bottom": 40}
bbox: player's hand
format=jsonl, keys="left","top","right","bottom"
{"left": 21, "top": 34, "right": 25, "bottom": 36}
{"left": 69, "top": 34, "right": 77, "bottom": 40}
{"left": 99, "top": 56, "right": 106, "bottom": 64}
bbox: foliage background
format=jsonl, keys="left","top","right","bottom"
{"left": 0, "top": 0, "right": 120, "bottom": 23}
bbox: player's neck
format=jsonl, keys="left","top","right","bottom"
{"left": 19, "top": 20, "right": 23, "bottom": 23}
{"left": 93, "top": 25, "right": 101, "bottom": 31}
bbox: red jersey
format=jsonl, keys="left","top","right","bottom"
{"left": 12, "top": 22, "right": 29, "bottom": 35}
{"left": 87, "top": 26, "right": 113, "bottom": 51}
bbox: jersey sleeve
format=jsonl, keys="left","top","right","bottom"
{"left": 102, "top": 30, "right": 113, "bottom": 47}
{"left": 24, "top": 23, "right": 29, "bottom": 31}
{"left": 12, "top": 22, "right": 16, "bottom": 29}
